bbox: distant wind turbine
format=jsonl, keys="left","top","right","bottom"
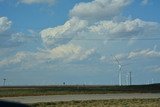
{"left": 3, "top": 78, "right": 6, "bottom": 86}
{"left": 126, "top": 71, "right": 132, "bottom": 85}
{"left": 113, "top": 56, "right": 123, "bottom": 86}
{"left": 129, "top": 71, "right": 132, "bottom": 85}
{"left": 153, "top": 44, "right": 157, "bottom": 51}
{"left": 126, "top": 72, "right": 129, "bottom": 85}
{"left": 113, "top": 56, "right": 130, "bottom": 86}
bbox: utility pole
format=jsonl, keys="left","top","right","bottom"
{"left": 119, "top": 71, "right": 122, "bottom": 86}
{"left": 3, "top": 78, "right": 6, "bottom": 86}
{"left": 129, "top": 72, "right": 132, "bottom": 85}
{"left": 126, "top": 73, "right": 129, "bottom": 85}
{"left": 151, "top": 78, "right": 154, "bottom": 84}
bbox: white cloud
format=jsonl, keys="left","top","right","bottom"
{"left": 40, "top": 17, "right": 88, "bottom": 47}
{"left": 0, "top": 17, "right": 12, "bottom": 33}
{"left": 99, "top": 48, "right": 160, "bottom": 64}
{"left": 40, "top": 16, "right": 160, "bottom": 56}
{"left": 89, "top": 19, "right": 159, "bottom": 38}
{"left": 115, "top": 53, "right": 127, "bottom": 60}
{"left": 41, "top": 17, "right": 159, "bottom": 49}
{"left": 10, "top": 32, "right": 38, "bottom": 44}
{"left": 147, "top": 65, "right": 160, "bottom": 73}
{"left": 11, "top": 32, "right": 27, "bottom": 43}
{"left": 100, "top": 56, "right": 106, "bottom": 61}
{"left": 37, "top": 44, "right": 95, "bottom": 62}
{"left": 19, "top": 0, "right": 56, "bottom": 5}
{"left": 0, "top": 44, "right": 95, "bottom": 68}
{"left": 70, "top": 0, "right": 132, "bottom": 20}
{"left": 100, "top": 54, "right": 128, "bottom": 64}
{"left": 153, "top": 66, "right": 160, "bottom": 72}
{"left": 110, "top": 49, "right": 160, "bottom": 61}
{"left": 0, "top": 52, "right": 28, "bottom": 66}
{"left": 128, "top": 49, "right": 160, "bottom": 59}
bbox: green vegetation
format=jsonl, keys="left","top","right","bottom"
{"left": 0, "top": 84, "right": 160, "bottom": 97}
{"left": 30, "top": 98, "right": 160, "bottom": 107}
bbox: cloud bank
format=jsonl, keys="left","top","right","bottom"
{"left": 89, "top": 19, "right": 159, "bottom": 37}
{"left": 0, "top": 44, "right": 95, "bottom": 69}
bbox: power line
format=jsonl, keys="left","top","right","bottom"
{"left": 42, "top": 37, "right": 160, "bottom": 41}
{"left": 61, "top": 38, "right": 160, "bottom": 41}
{"left": 1, "top": 32, "right": 160, "bottom": 41}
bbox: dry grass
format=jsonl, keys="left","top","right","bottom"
{"left": 30, "top": 98, "right": 160, "bottom": 107}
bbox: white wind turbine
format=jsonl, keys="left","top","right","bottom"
{"left": 114, "top": 56, "right": 123, "bottom": 86}
{"left": 113, "top": 56, "right": 130, "bottom": 86}
{"left": 125, "top": 71, "right": 132, "bottom": 85}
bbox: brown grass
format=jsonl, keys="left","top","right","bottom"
{"left": 30, "top": 98, "right": 160, "bottom": 107}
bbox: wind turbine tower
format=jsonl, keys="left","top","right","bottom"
{"left": 3, "top": 78, "right": 6, "bottom": 86}
{"left": 114, "top": 56, "right": 122, "bottom": 86}
{"left": 129, "top": 71, "right": 132, "bottom": 85}
{"left": 126, "top": 72, "right": 129, "bottom": 85}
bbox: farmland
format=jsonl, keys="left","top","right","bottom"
{"left": 0, "top": 84, "right": 160, "bottom": 97}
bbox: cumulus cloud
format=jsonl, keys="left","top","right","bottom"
{"left": 70, "top": 0, "right": 132, "bottom": 20}
{"left": 89, "top": 18, "right": 159, "bottom": 38}
{"left": 40, "top": 0, "right": 160, "bottom": 50}
{"left": 2, "top": 0, "right": 159, "bottom": 74}
{"left": 40, "top": 44, "right": 95, "bottom": 62}
{"left": 41, "top": 17, "right": 159, "bottom": 48}
{"left": 18, "top": 0, "right": 56, "bottom": 5}
{"left": 0, "top": 30, "right": 40, "bottom": 48}
{"left": 0, "top": 17, "right": 12, "bottom": 33}
{"left": 0, "top": 52, "right": 28, "bottom": 66}
{"left": 110, "top": 49, "right": 160, "bottom": 61}
{"left": 99, "top": 48, "right": 160, "bottom": 64}
{"left": 40, "top": 17, "right": 88, "bottom": 47}
{"left": 10, "top": 32, "right": 38, "bottom": 43}
{"left": 11, "top": 32, "right": 27, "bottom": 43}
{"left": 0, "top": 44, "right": 95, "bottom": 68}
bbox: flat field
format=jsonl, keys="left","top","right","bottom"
{"left": 0, "top": 84, "right": 160, "bottom": 97}
{"left": 30, "top": 98, "right": 160, "bottom": 107}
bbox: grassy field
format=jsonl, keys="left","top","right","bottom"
{"left": 0, "top": 84, "right": 160, "bottom": 97}
{"left": 30, "top": 98, "right": 160, "bottom": 107}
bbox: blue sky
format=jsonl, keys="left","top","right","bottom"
{"left": 0, "top": 0, "right": 160, "bottom": 86}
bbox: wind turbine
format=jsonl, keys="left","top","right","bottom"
{"left": 113, "top": 56, "right": 130, "bottom": 86}
{"left": 3, "top": 78, "right": 6, "bottom": 86}
{"left": 125, "top": 72, "right": 129, "bottom": 85}
{"left": 125, "top": 71, "right": 132, "bottom": 85}
{"left": 129, "top": 71, "right": 132, "bottom": 85}
{"left": 113, "top": 56, "right": 123, "bottom": 86}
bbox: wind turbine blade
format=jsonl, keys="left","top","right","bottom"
{"left": 114, "top": 56, "right": 120, "bottom": 65}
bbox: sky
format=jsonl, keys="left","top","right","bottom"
{"left": 0, "top": 0, "right": 160, "bottom": 86}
